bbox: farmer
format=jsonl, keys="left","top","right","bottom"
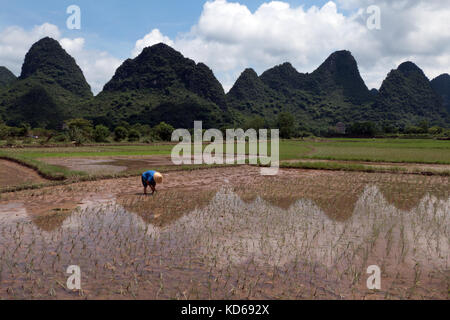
{"left": 141, "top": 170, "right": 163, "bottom": 195}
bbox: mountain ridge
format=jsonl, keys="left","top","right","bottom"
{"left": 19, "top": 37, "right": 92, "bottom": 98}
{"left": 0, "top": 37, "right": 93, "bottom": 128}
{"left": 431, "top": 73, "right": 450, "bottom": 114}
{"left": 373, "top": 61, "right": 447, "bottom": 127}
{"left": 0, "top": 38, "right": 449, "bottom": 133}
{"left": 0, "top": 66, "right": 17, "bottom": 88}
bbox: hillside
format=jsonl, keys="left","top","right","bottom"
{"left": 0, "top": 67, "right": 16, "bottom": 88}
{"left": 431, "top": 73, "right": 450, "bottom": 114}
{"left": 227, "top": 53, "right": 449, "bottom": 133}
{"left": 19, "top": 37, "right": 92, "bottom": 98}
{"left": 0, "top": 40, "right": 448, "bottom": 133}
{"left": 310, "top": 50, "right": 371, "bottom": 105}
{"left": 0, "top": 37, "right": 92, "bottom": 128}
{"left": 373, "top": 62, "right": 448, "bottom": 127}
{"left": 81, "top": 43, "right": 229, "bottom": 128}
{"left": 227, "top": 51, "right": 377, "bottom": 134}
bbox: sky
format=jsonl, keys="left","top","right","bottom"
{"left": 0, "top": 0, "right": 449, "bottom": 94}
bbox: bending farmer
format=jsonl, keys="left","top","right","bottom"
{"left": 141, "top": 170, "right": 163, "bottom": 195}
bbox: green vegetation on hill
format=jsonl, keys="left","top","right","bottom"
{"left": 226, "top": 51, "right": 378, "bottom": 135}
{"left": 310, "top": 50, "right": 372, "bottom": 105}
{"left": 0, "top": 38, "right": 449, "bottom": 135}
{"left": 227, "top": 55, "right": 449, "bottom": 135}
{"left": 373, "top": 62, "right": 448, "bottom": 127}
{"left": 81, "top": 43, "right": 229, "bottom": 128}
{"left": 19, "top": 37, "right": 92, "bottom": 98}
{"left": 431, "top": 73, "right": 450, "bottom": 114}
{"left": 7, "top": 85, "right": 64, "bottom": 129}
{"left": 0, "top": 66, "right": 16, "bottom": 87}
{"left": 0, "top": 37, "right": 93, "bottom": 129}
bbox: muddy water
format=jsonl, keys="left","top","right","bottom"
{"left": 0, "top": 184, "right": 448, "bottom": 300}
{"left": 42, "top": 155, "right": 261, "bottom": 175}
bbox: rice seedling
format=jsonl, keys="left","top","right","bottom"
{"left": 0, "top": 168, "right": 448, "bottom": 299}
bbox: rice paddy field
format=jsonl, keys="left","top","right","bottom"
{"left": 0, "top": 138, "right": 448, "bottom": 300}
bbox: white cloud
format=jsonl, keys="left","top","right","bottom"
{"left": 59, "top": 38, "right": 121, "bottom": 94}
{"left": 133, "top": 0, "right": 450, "bottom": 91}
{"left": 0, "top": 23, "right": 61, "bottom": 75}
{"left": 0, "top": 23, "right": 121, "bottom": 94}
{"left": 2, "top": 1, "right": 450, "bottom": 96}
{"left": 59, "top": 37, "right": 85, "bottom": 54}
{"left": 132, "top": 29, "right": 174, "bottom": 58}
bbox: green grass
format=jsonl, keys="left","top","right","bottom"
{"left": 302, "top": 138, "right": 450, "bottom": 164}
{"left": 4, "top": 145, "right": 175, "bottom": 158}
{"left": 241, "top": 138, "right": 450, "bottom": 164}
{"left": 4, "top": 139, "right": 449, "bottom": 164}
{"left": 280, "top": 161, "right": 450, "bottom": 176}
{"left": 0, "top": 151, "right": 86, "bottom": 180}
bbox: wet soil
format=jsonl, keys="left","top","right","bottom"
{"left": 0, "top": 159, "right": 47, "bottom": 188}
{"left": 0, "top": 166, "right": 448, "bottom": 300}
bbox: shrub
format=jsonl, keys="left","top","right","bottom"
{"left": 428, "top": 126, "right": 443, "bottom": 135}
{"left": 405, "top": 125, "right": 424, "bottom": 134}
{"left": 143, "top": 137, "right": 154, "bottom": 144}
{"left": 65, "top": 118, "right": 94, "bottom": 143}
{"left": 22, "top": 137, "right": 33, "bottom": 145}
{"left": 244, "top": 116, "right": 267, "bottom": 131}
{"left": 94, "top": 125, "right": 110, "bottom": 142}
{"left": 52, "top": 134, "right": 69, "bottom": 143}
{"left": 128, "top": 129, "right": 140, "bottom": 142}
{"left": 153, "top": 122, "right": 175, "bottom": 141}
{"left": 277, "top": 112, "right": 295, "bottom": 139}
{"left": 0, "top": 124, "right": 10, "bottom": 139}
{"left": 348, "top": 122, "right": 378, "bottom": 137}
{"left": 5, "top": 138, "right": 16, "bottom": 147}
{"left": 114, "top": 126, "right": 128, "bottom": 141}
{"left": 19, "top": 123, "right": 31, "bottom": 137}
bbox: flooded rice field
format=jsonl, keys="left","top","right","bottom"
{"left": 41, "top": 155, "right": 257, "bottom": 175}
{"left": 0, "top": 167, "right": 448, "bottom": 299}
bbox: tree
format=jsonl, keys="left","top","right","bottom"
{"left": 128, "top": 129, "right": 140, "bottom": 142}
{"left": 348, "top": 122, "right": 378, "bottom": 137}
{"left": 118, "top": 121, "right": 131, "bottom": 130}
{"left": 428, "top": 126, "right": 443, "bottom": 135}
{"left": 0, "top": 124, "right": 10, "bottom": 139}
{"left": 65, "top": 118, "right": 94, "bottom": 144}
{"left": 19, "top": 123, "right": 31, "bottom": 137}
{"left": 419, "top": 120, "right": 430, "bottom": 133}
{"left": 132, "top": 124, "right": 151, "bottom": 136}
{"left": 114, "top": 126, "right": 128, "bottom": 141}
{"left": 93, "top": 125, "right": 110, "bottom": 142}
{"left": 153, "top": 122, "right": 175, "bottom": 141}
{"left": 277, "top": 112, "right": 295, "bottom": 139}
{"left": 243, "top": 116, "right": 267, "bottom": 131}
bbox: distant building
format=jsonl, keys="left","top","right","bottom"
{"left": 336, "top": 122, "right": 346, "bottom": 134}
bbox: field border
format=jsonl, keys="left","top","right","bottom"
{"left": 0, "top": 162, "right": 238, "bottom": 194}
{"left": 279, "top": 161, "right": 450, "bottom": 176}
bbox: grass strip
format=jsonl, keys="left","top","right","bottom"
{"left": 0, "top": 152, "right": 85, "bottom": 180}
{"left": 303, "top": 154, "right": 450, "bottom": 165}
{"left": 280, "top": 161, "right": 450, "bottom": 176}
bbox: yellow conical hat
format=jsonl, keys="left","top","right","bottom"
{"left": 154, "top": 172, "right": 163, "bottom": 184}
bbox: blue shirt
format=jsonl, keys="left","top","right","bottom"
{"left": 142, "top": 170, "right": 156, "bottom": 184}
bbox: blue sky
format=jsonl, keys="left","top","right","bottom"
{"left": 0, "top": 0, "right": 332, "bottom": 60}
{"left": 0, "top": 0, "right": 449, "bottom": 94}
